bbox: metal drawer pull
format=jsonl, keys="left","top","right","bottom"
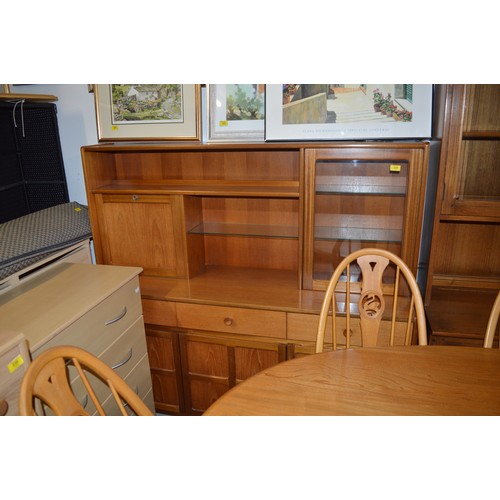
{"left": 111, "top": 349, "right": 133, "bottom": 370}
{"left": 105, "top": 306, "right": 127, "bottom": 326}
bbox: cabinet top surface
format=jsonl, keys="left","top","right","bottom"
{"left": 81, "top": 140, "right": 431, "bottom": 153}
{"left": 0, "top": 264, "right": 142, "bottom": 350}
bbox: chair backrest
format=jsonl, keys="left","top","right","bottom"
{"left": 19, "top": 345, "right": 153, "bottom": 416}
{"left": 483, "top": 291, "right": 500, "bottom": 348}
{"left": 315, "top": 248, "right": 427, "bottom": 353}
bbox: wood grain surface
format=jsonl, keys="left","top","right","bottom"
{"left": 204, "top": 346, "right": 500, "bottom": 416}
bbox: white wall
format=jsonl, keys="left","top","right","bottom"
{"left": 13, "top": 84, "right": 98, "bottom": 205}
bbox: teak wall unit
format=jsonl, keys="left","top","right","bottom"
{"left": 425, "top": 84, "right": 500, "bottom": 347}
{"left": 81, "top": 141, "right": 431, "bottom": 414}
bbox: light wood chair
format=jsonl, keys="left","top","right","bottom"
{"left": 19, "top": 345, "right": 153, "bottom": 416}
{"left": 315, "top": 248, "right": 427, "bottom": 353}
{"left": 483, "top": 291, "right": 500, "bottom": 348}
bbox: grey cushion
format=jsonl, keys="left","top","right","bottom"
{"left": 0, "top": 202, "right": 92, "bottom": 280}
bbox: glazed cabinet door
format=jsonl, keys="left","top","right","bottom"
{"left": 93, "top": 193, "right": 188, "bottom": 277}
{"left": 303, "top": 146, "right": 429, "bottom": 290}
{"left": 179, "top": 331, "right": 287, "bottom": 415}
{"left": 440, "top": 84, "right": 500, "bottom": 221}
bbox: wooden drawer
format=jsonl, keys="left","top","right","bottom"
{"left": 32, "top": 276, "right": 142, "bottom": 358}
{"left": 287, "top": 312, "right": 411, "bottom": 347}
{"left": 0, "top": 332, "right": 30, "bottom": 416}
{"left": 176, "top": 302, "right": 286, "bottom": 339}
{"left": 142, "top": 298, "right": 177, "bottom": 327}
{"left": 288, "top": 312, "right": 359, "bottom": 346}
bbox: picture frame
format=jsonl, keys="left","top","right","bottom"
{"left": 94, "top": 84, "right": 200, "bottom": 141}
{"left": 207, "top": 84, "right": 265, "bottom": 142}
{"left": 265, "top": 84, "right": 433, "bottom": 141}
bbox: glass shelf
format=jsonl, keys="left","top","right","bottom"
{"left": 314, "top": 225, "right": 402, "bottom": 243}
{"left": 188, "top": 222, "right": 299, "bottom": 239}
{"left": 315, "top": 175, "right": 407, "bottom": 196}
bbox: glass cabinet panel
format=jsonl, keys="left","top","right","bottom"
{"left": 303, "top": 145, "right": 429, "bottom": 291}
{"left": 312, "top": 159, "right": 408, "bottom": 283}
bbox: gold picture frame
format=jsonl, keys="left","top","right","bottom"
{"left": 94, "top": 84, "right": 201, "bottom": 141}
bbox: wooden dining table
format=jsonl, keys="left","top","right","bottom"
{"left": 203, "top": 346, "right": 500, "bottom": 416}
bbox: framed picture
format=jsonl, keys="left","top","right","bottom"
{"left": 94, "top": 84, "right": 200, "bottom": 141}
{"left": 207, "top": 84, "right": 265, "bottom": 142}
{"left": 265, "top": 84, "right": 433, "bottom": 141}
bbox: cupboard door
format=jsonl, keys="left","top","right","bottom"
{"left": 145, "top": 327, "right": 184, "bottom": 415}
{"left": 94, "top": 193, "right": 187, "bottom": 277}
{"left": 440, "top": 84, "right": 500, "bottom": 220}
{"left": 179, "top": 331, "right": 287, "bottom": 415}
{"left": 303, "top": 146, "right": 428, "bottom": 290}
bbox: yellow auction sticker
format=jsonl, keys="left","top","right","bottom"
{"left": 390, "top": 164, "right": 401, "bottom": 172}
{"left": 7, "top": 355, "right": 24, "bottom": 374}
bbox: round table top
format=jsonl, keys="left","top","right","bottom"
{"left": 203, "top": 345, "right": 500, "bottom": 416}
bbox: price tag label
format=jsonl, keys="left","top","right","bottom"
{"left": 390, "top": 164, "right": 401, "bottom": 172}
{"left": 7, "top": 355, "right": 25, "bottom": 374}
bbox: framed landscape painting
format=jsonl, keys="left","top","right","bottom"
{"left": 94, "top": 84, "right": 200, "bottom": 141}
{"left": 265, "top": 84, "right": 433, "bottom": 141}
{"left": 207, "top": 84, "right": 265, "bottom": 142}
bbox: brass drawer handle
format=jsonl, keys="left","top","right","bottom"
{"left": 224, "top": 317, "right": 233, "bottom": 326}
{"left": 105, "top": 306, "right": 127, "bottom": 326}
{"left": 111, "top": 349, "right": 133, "bottom": 370}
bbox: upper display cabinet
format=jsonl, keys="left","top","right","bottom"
{"left": 302, "top": 144, "right": 431, "bottom": 291}
{"left": 439, "top": 84, "right": 500, "bottom": 221}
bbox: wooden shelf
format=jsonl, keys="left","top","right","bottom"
{"left": 462, "top": 131, "right": 500, "bottom": 139}
{"left": 93, "top": 180, "right": 300, "bottom": 198}
{"left": 0, "top": 93, "right": 57, "bottom": 102}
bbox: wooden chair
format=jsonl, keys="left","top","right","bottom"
{"left": 483, "top": 291, "right": 500, "bottom": 348}
{"left": 19, "top": 345, "right": 153, "bottom": 416}
{"left": 316, "top": 248, "right": 427, "bottom": 353}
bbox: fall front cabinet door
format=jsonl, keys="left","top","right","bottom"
{"left": 94, "top": 193, "right": 187, "bottom": 277}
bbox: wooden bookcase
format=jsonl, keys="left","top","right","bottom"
{"left": 425, "top": 84, "right": 500, "bottom": 346}
{"left": 81, "top": 141, "right": 431, "bottom": 414}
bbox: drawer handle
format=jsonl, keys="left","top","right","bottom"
{"left": 105, "top": 306, "right": 127, "bottom": 326}
{"left": 111, "top": 349, "right": 133, "bottom": 370}
{"left": 132, "top": 194, "right": 139, "bottom": 201}
{"left": 224, "top": 317, "right": 233, "bottom": 326}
